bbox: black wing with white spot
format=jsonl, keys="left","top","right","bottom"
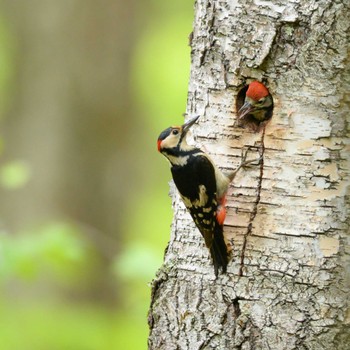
{"left": 171, "top": 153, "right": 228, "bottom": 275}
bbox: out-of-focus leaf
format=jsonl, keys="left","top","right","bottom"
{"left": 113, "top": 243, "right": 160, "bottom": 281}
{"left": 0, "top": 222, "right": 88, "bottom": 282}
{"left": 0, "top": 161, "right": 31, "bottom": 189}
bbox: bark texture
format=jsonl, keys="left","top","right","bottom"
{"left": 149, "top": 1, "right": 350, "bottom": 349}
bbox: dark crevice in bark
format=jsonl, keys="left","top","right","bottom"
{"left": 232, "top": 297, "right": 241, "bottom": 317}
{"left": 199, "top": 1, "right": 217, "bottom": 67}
{"left": 239, "top": 125, "right": 266, "bottom": 277}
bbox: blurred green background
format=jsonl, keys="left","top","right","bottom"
{"left": 0, "top": 1, "right": 193, "bottom": 349}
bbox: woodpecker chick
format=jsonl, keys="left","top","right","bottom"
{"left": 238, "top": 81, "right": 273, "bottom": 123}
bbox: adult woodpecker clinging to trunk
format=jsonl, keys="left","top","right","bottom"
{"left": 157, "top": 115, "right": 260, "bottom": 276}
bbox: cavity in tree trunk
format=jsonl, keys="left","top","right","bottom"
{"left": 148, "top": 1, "right": 350, "bottom": 349}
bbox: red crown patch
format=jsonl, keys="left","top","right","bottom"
{"left": 246, "top": 81, "right": 269, "bottom": 101}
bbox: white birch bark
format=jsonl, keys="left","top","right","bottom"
{"left": 149, "top": 1, "right": 350, "bottom": 349}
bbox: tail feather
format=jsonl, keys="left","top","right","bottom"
{"left": 191, "top": 214, "right": 228, "bottom": 276}
{"left": 210, "top": 225, "right": 228, "bottom": 277}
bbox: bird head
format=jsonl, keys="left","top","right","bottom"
{"left": 238, "top": 81, "right": 273, "bottom": 121}
{"left": 157, "top": 115, "right": 199, "bottom": 154}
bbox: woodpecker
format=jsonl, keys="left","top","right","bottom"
{"left": 238, "top": 81, "right": 273, "bottom": 122}
{"left": 157, "top": 116, "right": 258, "bottom": 276}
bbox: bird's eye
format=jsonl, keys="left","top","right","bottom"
{"left": 172, "top": 129, "right": 179, "bottom": 135}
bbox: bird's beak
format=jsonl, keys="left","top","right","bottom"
{"left": 182, "top": 115, "right": 200, "bottom": 134}
{"left": 238, "top": 101, "right": 253, "bottom": 119}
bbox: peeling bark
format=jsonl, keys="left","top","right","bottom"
{"left": 149, "top": 1, "right": 350, "bottom": 349}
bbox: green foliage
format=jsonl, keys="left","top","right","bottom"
{"left": 0, "top": 160, "right": 31, "bottom": 189}
{"left": 0, "top": 301, "right": 147, "bottom": 350}
{"left": 0, "top": 222, "right": 88, "bottom": 283}
{"left": 0, "top": 223, "right": 149, "bottom": 349}
{"left": 114, "top": 186, "right": 174, "bottom": 312}
{"left": 0, "top": 1, "right": 193, "bottom": 349}
{"left": 114, "top": 243, "right": 161, "bottom": 281}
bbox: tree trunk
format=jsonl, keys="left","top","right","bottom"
{"left": 148, "top": 1, "right": 350, "bottom": 349}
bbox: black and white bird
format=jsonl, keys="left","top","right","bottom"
{"left": 157, "top": 116, "right": 257, "bottom": 276}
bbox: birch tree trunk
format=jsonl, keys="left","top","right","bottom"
{"left": 148, "top": 1, "right": 350, "bottom": 349}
